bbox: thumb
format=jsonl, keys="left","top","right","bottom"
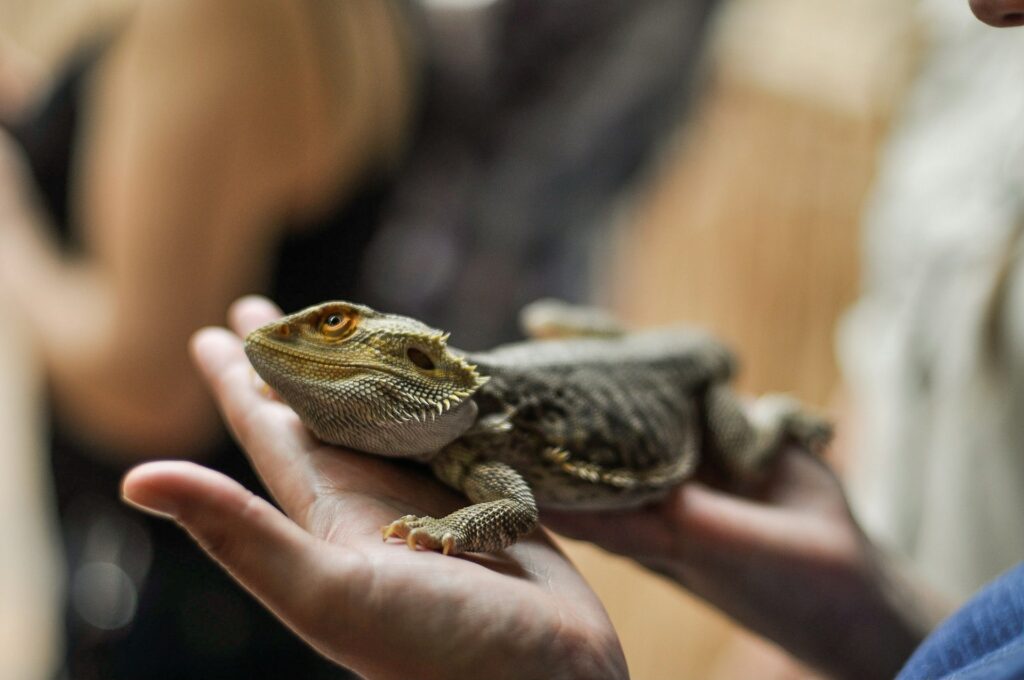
{"left": 121, "top": 461, "right": 329, "bottom": 631}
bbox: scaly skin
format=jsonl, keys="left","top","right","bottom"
{"left": 244, "top": 300, "right": 832, "bottom": 555}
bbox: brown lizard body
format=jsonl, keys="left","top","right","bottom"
{"left": 244, "top": 300, "right": 831, "bottom": 555}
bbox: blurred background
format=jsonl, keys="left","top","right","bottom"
{"left": 4, "top": 0, "right": 1020, "bottom": 678}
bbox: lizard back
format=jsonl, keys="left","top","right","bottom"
{"left": 461, "top": 328, "right": 736, "bottom": 508}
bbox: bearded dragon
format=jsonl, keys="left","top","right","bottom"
{"left": 244, "top": 300, "right": 831, "bottom": 555}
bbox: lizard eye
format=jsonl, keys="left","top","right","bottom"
{"left": 320, "top": 313, "right": 352, "bottom": 338}
{"left": 406, "top": 347, "right": 436, "bottom": 371}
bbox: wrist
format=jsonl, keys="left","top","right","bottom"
{"left": 649, "top": 505, "right": 929, "bottom": 679}
{"left": 694, "top": 541, "right": 926, "bottom": 680}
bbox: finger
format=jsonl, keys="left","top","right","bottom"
{"left": 225, "top": 296, "right": 283, "bottom": 400}
{"left": 545, "top": 483, "right": 791, "bottom": 561}
{"left": 228, "top": 295, "right": 283, "bottom": 337}
{"left": 543, "top": 507, "right": 678, "bottom": 559}
{"left": 121, "top": 461, "right": 334, "bottom": 630}
{"left": 0, "top": 36, "right": 44, "bottom": 120}
{"left": 757, "top": 447, "right": 846, "bottom": 511}
{"left": 190, "top": 326, "right": 272, "bottom": 415}
{"left": 667, "top": 483, "right": 777, "bottom": 543}
{"left": 190, "top": 327, "right": 320, "bottom": 517}
{"left": 543, "top": 485, "right": 776, "bottom": 555}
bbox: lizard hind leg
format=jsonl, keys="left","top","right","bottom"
{"left": 706, "top": 387, "right": 832, "bottom": 477}
{"left": 518, "top": 298, "right": 625, "bottom": 339}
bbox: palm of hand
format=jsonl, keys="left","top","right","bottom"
{"left": 245, "top": 384, "right": 621, "bottom": 680}
{"left": 124, "top": 297, "right": 626, "bottom": 680}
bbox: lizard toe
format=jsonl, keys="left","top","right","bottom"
{"left": 441, "top": 533, "right": 456, "bottom": 556}
{"left": 381, "top": 515, "right": 418, "bottom": 541}
{"left": 384, "top": 517, "right": 463, "bottom": 555}
{"left": 406, "top": 527, "right": 437, "bottom": 551}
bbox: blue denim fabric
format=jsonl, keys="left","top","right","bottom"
{"left": 898, "top": 562, "right": 1024, "bottom": 680}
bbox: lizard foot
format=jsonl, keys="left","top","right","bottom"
{"left": 753, "top": 395, "right": 833, "bottom": 455}
{"left": 381, "top": 515, "right": 461, "bottom": 555}
{"left": 787, "top": 411, "right": 833, "bottom": 455}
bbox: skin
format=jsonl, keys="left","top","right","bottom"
{"left": 125, "top": 297, "right": 945, "bottom": 680}
{"left": 0, "top": 32, "right": 42, "bottom": 123}
{"left": 124, "top": 297, "right": 627, "bottom": 680}
{"left": 544, "top": 456, "right": 948, "bottom": 679}
{"left": 118, "top": 2, "right": 1020, "bottom": 677}
{"left": 0, "top": 0, "right": 412, "bottom": 459}
{"left": 970, "top": 0, "right": 1024, "bottom": 26}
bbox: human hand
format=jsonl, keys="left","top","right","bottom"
{"left": 0, "top": 33, "right": 43, "bottom": 122}
{"left": 0, "top": 129, "right": 109, "bottom": 373}
{"left": 0, "top": 130, "right": 46, "bottom": 319}
{"left": 0, "top": 130, "right": 61, "bottom": 309}
{"left": 0, "top": 128, "right": 35, "bottom": 228}
{"left": 544, "top": 447, "right": 942, "bottom": 680}
{"left": 121, "top": 296, "right": 627, "bottom": 680}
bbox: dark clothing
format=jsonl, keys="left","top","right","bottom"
{"left": 9, "top": 42, "right": 371, "bottom": 680}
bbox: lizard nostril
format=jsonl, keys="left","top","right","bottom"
{"left": 273, "top": 323, "right": 292, "bottom": 339}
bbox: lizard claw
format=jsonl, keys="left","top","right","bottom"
{"left": 382, "top": 516, "right": 462, "bottom": 555}
{"left": 381, "top": 515, "right": 417, "bottom": 541}
{"left": 406, "top": 529, "right": 425, "bottom": 551}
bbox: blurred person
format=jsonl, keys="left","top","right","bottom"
{"left": 1, "top": 2, "right": 416, "bottom": 676}
{"left": 840, "top": 0, "right": 1024, "bottom": 601}
{"left": 0, "top": 0, "right": 717, "bottom": 677}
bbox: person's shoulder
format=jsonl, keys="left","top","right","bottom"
{"left": 123, "top": 0, "right": 314, "bottom": 101}
{"left": 105, "top": 0, "right": 326, "bottom": 161}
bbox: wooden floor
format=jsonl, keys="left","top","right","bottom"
{"left": 0, "top": 1, "right": 914, "bottom": 677}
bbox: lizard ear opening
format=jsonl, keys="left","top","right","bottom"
{"left": 407, "top": 347, "right": 436, "bottom": 370}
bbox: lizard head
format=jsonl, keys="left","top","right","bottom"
{"left": 244, "top": 301, "right": 487, "bottom": 458}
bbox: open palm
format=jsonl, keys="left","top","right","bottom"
{"left": 122, "top": 296, "right": 626, "bottom": 680}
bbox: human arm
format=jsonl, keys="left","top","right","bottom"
{"left": 121, "top": 296, "right": 627, "bottom": 680}
{"left": 0, "top": 0, "right": 408, "bottom": 458}
{"left": 0, "top": 32, "right": 43, "bottom": 123}
{"left": 0, "top": 2, "right": 287, "bottom": 457}
{"left": 543, "top": 446, "right": 952, "bottom": 680}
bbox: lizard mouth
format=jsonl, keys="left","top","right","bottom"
{"left": 246, "top": 332, "right": 388, "bottom": 371}
{"left": 245, "top": 333, "right": 458, "bottom": 386}
{"left": 243, "top": 332, "right": 481, "bottom": 420}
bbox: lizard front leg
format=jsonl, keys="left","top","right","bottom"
{"left": 382, "top": 446, "right": 539, "bottom": 555}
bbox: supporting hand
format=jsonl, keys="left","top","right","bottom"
{"left": 122, "top": 296, "right": 627, "bottom": 680}
{"left": 544, "top": 447, "right": 946, "bottom": 680}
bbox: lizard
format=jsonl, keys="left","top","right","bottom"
{"left": 243, "top": 299, "right": 832, "bottom": 556}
